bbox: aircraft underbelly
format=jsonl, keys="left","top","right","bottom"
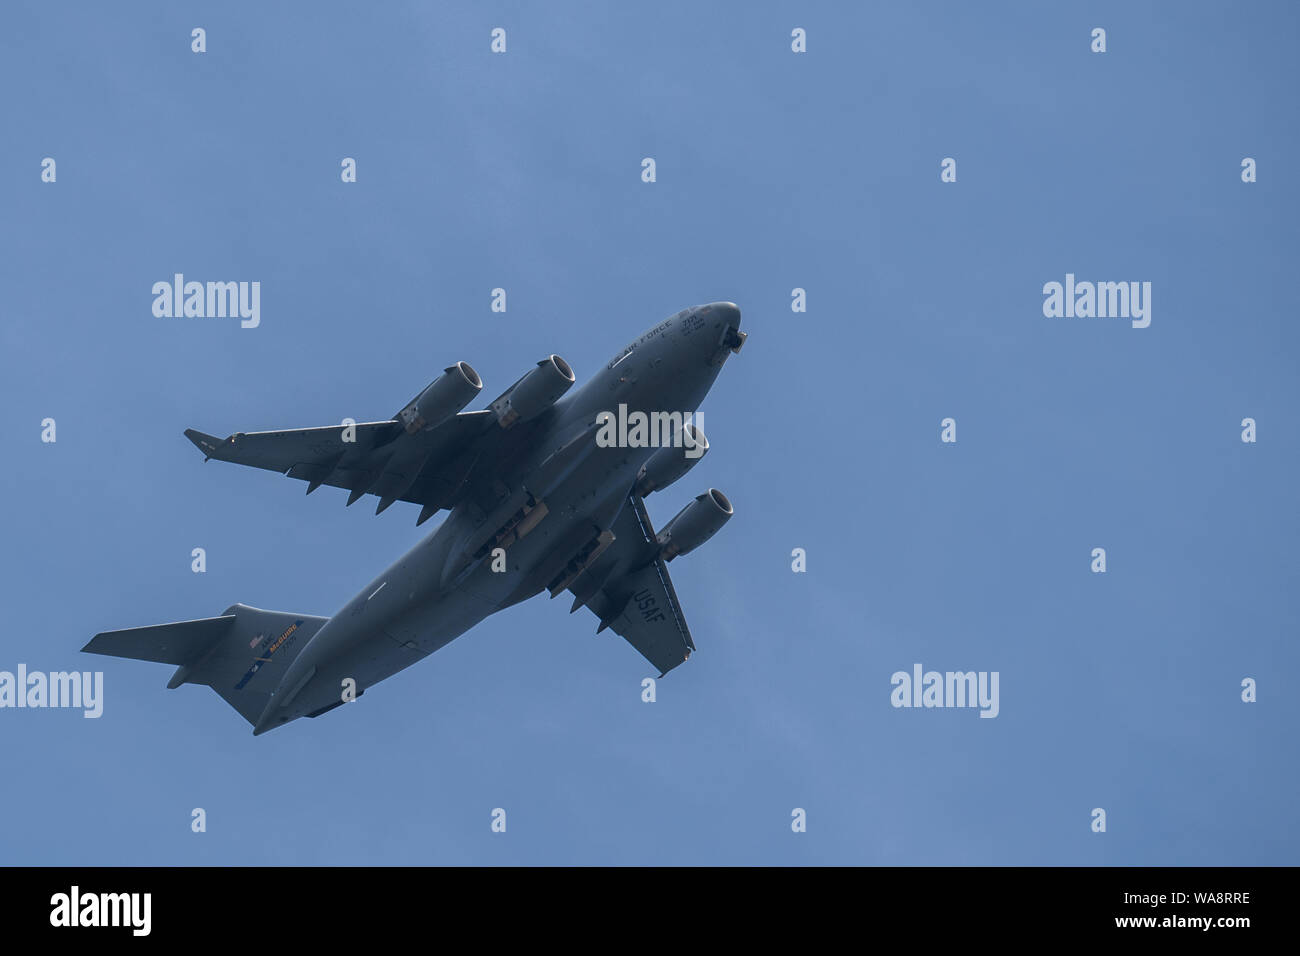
{"left": 279, "top": 451, "right": 647, "bottom": 722}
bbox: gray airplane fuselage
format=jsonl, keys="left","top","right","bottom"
{"left": 255, "top": 302, "right": 741, "bottom": 733}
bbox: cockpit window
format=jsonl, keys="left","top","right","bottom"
{"left": 607, "top": 344, "right": 634, "bottom": 369}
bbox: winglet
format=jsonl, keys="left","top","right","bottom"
{"left": 184, "top": 428, "right": 225, "bottom": 462}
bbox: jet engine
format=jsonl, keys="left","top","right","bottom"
{"left": 397, "top": 362, "right": 482, "bottom": 434}
{"left": 492, "top": 355, "right": 576, "bottom": 428}
{"left": 655, "top": 488, "right": 733, "bottom": 560}
{"left": 633, "top": 424, "right": 709, "bottom": 496}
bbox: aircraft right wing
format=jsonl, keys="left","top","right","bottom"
{"left": 565, "top": 495, "right": 696, "bottom": 676}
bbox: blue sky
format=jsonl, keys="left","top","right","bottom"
{"left": 1, "top": 1, "right": 1296, "bottom": 864}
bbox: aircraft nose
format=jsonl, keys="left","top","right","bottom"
{"left": 697, "top": 301, "right": 746, "bottom": 356}
{"left": 686, "top": 303, "right": 748, "bottom": 369}
{"left": 700, "top": 301, "right": 741, "bottom": 329}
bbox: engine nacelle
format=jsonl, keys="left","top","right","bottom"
{"left": 492, "top": 355, "right": 575, "bottom": 428}
{"left": 633, "top": 424, "right": 709, "bottom": 496}
{"left": 655, "top": 488, "right": 733, "bottom": 561}
{"left": 398, "top": 362, "right": 482, "bottom": 434}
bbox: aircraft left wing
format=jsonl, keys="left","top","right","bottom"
{"left": 184, "top": 410, "right": 496, "bottom": 520}
{"left": 565, "top": 495, "right": 696, "bottom": 676}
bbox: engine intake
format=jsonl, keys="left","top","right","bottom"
{"left": 493, "top": 355, "right": 575, "bottom": 428}
{"left": 656, "top": 488, "right": 733, "bottom": 561}
{"left": 398, "top": 362, "right": 482, "bottom": 434}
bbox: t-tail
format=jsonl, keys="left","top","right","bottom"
{"left": 82, "top": 605, "right": 330, "bottom": 731}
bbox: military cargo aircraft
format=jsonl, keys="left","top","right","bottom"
{"left": 83, "top": 303, "right": 746, "bottom": 735}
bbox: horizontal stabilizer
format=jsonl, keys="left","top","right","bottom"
{"left": 83, "top": 615, "right": 235, "bottom": 665}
